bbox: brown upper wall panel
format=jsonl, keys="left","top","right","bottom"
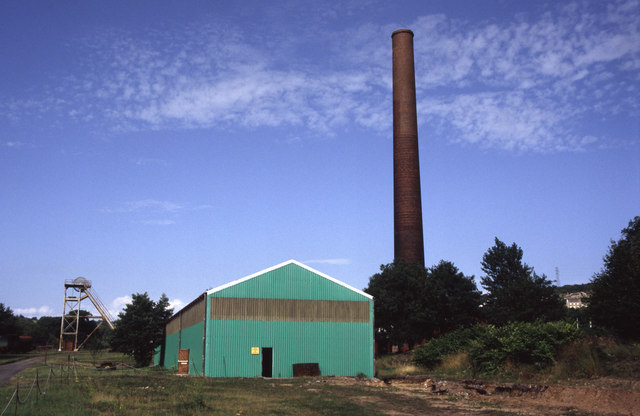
{"left": 210, "top": 297, "right": 370, "bottom": 323}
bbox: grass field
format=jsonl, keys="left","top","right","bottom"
{"left": 0, "top": 351, "right": 388, "bottom": 416}
{"left": 4, "top": 344, "right": 638, "bottom": 415}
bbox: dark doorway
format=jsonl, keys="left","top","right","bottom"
{"left": 261, "top": 347, "right": 273, "bottom": 377}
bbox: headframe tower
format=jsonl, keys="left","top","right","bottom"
{"left": 58, "top": 277, "right": 114, "bottom": 351}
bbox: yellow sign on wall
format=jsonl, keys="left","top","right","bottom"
{"left": 251, "top": 347, "right": 260, "bottom": 355}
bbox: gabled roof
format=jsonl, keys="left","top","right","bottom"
{"left": 206, "top": 259, "right": 372, "bottom": 299}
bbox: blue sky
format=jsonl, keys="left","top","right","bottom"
{"left": 1, "top": 0, "right": 638, "bottom": 318}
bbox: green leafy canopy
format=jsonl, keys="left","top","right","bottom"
{"left": 588, "top": 216, "right": 640, "bottom": 341}
{"left": 364, "top": 259, "right": 482, "bottom": 347}
{"left": 480, "top": 238, "right": 565, "bottom": 325}
{"left": 110, "top": 292, "right": 173, "bottom": 367}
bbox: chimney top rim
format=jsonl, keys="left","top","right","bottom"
{"left": 391, "top": 29, "right": 414, "bottom": 38}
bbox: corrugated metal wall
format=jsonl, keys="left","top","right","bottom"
{"left": 180, "top": 322, "right": 204, "bottom": 374}
{"left": 163, "top": 331, "right": 180, "bottom": 369}
{"left": 205, "top": 318, "right": 373, "bottom": 377}
{"left": 205, "top": 262, "right": 374, "bottom": 378}
{"left": 160, "top": 293, "right": 206, "bottom": 374}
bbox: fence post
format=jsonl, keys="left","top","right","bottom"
{"left": 14, "top": 381, "right": 18, "bottom": 416}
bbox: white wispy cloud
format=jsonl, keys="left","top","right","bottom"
{"left": 405, "top": 1, "right": 640, "bottom": 152}
{"left": 14, "top": 305, "right": 55, "bottom": 318}
{"left": 168, "top": 298, "right": 184, "bottom": 312}
{"left": 110, "top": 295, "right": 131, "bottom": 318}
{"left": 103, "top": 199, "right": 212, "bottom": 225}
{"left": 127, "top": 199, "right": 183, "bottom": 213}
{"left": 134, "top": 158, "right": 168, "bottom": 167}
{"left": 104, "top": 199, "right": 184, "bottom": 214}
{"left": 2, "top": 141, "right": 26, "bottom": 148}
{"left": 141, "top": 219, "right": 176, "bottom": 226}
{"left": 1, "top": 1, "right": 638, "bottom": 152}
{"left": 411, "top": 3, "right": 640, "bottom": 88}
{"left": 419, "top": 92, "right": 586, "bottom": 153}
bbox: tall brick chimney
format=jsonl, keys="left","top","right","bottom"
{"left": 392, "top": 29, "right": 425, "bottom": 267}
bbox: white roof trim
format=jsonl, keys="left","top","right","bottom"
{"left": 206, "top": 259, "right": 373, "bottom": 299}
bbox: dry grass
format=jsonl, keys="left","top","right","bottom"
{"left": 0, "top": 352, "right": 385, "bottom": 415}
{"left": 375, "top": 353, "right": 424, "bottom": 378}
{"left": 439, "top": 352, "right": 473, "bottom": 376}
{"left": 4, "top": 343, "right": 639, "bottom": 415}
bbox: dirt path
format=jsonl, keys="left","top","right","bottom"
{"left": 325, "top": 376, "right": 640, "bottom": 415}
{"left": 0, "top": 357, "right": 43, "bottom": 387}
{"left": 346, "top": 390, "right": 510, "bottom": 415}
{"left": 462, "top": 380, "right": 640, "bottom": 415}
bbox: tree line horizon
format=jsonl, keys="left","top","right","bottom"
{"left": 365, "top": 215, "right": 639, "bottom": 348}
{"left": 1, "top": 216, "right": 638, "bottom": 365}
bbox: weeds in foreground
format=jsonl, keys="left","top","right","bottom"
{"left": 597, "top": 342, "right": 640, "bottom": 378}
{"left": 550, "top": 341, "right": 601, "bottom": 380}
{"left": 375, "top": 353, "right": 424, "bottom": 378}
{"left": 377, "top": 334, "right": 639, "bottom": 385}
{"left": 0, "top": 352, "right": 384, "bottom": 416}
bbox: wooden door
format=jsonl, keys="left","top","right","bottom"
{"left": 178, "top": 349, "right": 189, "bottom": 374}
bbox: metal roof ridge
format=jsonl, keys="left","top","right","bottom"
{"left": 206, "top": 259, "right": 373, "bottom": 299}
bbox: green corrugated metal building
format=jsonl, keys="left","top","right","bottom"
{"left": 155, "top": 260, "right": 374, "bottom": 378}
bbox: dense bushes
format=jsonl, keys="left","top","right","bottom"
{"left": 414, "top": 321, "right": 581, "bottom": 375}
{"left": 412, "top": 325, "right": 484, "bottom": 368}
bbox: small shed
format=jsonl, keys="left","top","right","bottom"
{"left": 155, "top": 260, "right": 374, "bottom": 378}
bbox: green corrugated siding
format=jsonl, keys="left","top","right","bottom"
{"left": 180, "top": 322, "right": 204, "bottom": 375}
{"left": 153, "top": 345, "right": 161, "bottom": 366}
{"left": 211, "top": 263, "right": 365, "bottom": 301}
{"left": 164, "top": 331, "right": 180, "bottom": 370}
{"left": 205, "top": 319, "right": 373, "bottom": 377}
{"left": 162, "top": 322, "right": 204, "bottom": 374}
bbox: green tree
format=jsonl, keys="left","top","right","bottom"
{"left": 365, "top": 259, "right": 482, "bottom": 348}
{"left": 0, "top": 303, "right": 20, "bottom": 335}
{"left": 480, "top": 238, "right": 565, "bottom": 325}
{"left": 15, "top": 316, "right": 37, "bottom": 338}
{"left": 110, "top": 293, "right": 173, "bottom": 367}
{"left": 365, "top": 260, "right": 431, "bottom": 347}
{"left": 84, "top": 322, "right": 112, "bottom": 350}
{"left": 30, "top": 316, "right": 61, "bottom": 346}
{"left": 426, "top": 260, "right": 482, "bottom": 333}
{"left": 76, "top": 310, "right": 99, "bottom": 347}
{"left": 588, "top": 216, "right": 640, "bottom": 341}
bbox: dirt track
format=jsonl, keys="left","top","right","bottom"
{"left": 0, "top": 357, "right": 43, "bottom": 387}
{"left": 326, "top": 376, "right": 640, "bottom": 415}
